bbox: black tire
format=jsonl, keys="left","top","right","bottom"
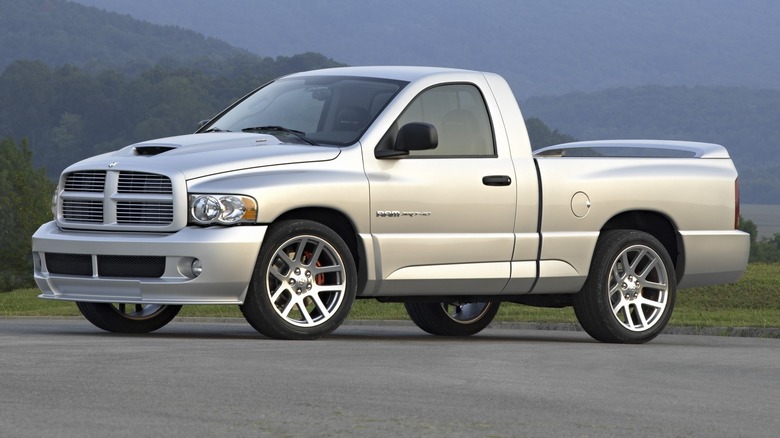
{"left": 240, "top": 220, "right": 357, "bottom": 340}
{"left": 573, "top": 230, "right": 676, "bottom": 344}
{"left": 404, "top": 301, "right": 500, "bottom": 336}
{"left": 76, "top": 302, "right": 181, "bottom": 334}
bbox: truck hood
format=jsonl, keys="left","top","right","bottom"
{"left": 72, "top": 133, "right": 342, "bottom": 179}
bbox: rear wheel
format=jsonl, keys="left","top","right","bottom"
{"left": 405, "top": 301, "right": 500, "bottom": 336}
{"left": 76, "top": 302, "right": 181, "bottom": 334}
{"left": 573, "top": 230, "right": 676, "bottom": 344}
{"left": 240, "top": 220, "right": 357, "bottom": 340}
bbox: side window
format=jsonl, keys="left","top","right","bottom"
{"left": 396, "top": 84, "right": 495, "bottom": 157}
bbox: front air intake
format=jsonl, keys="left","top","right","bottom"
{"left": 134, "top": 146, "right": 176, "bottom": 156}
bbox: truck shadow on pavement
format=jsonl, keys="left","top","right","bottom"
{"left": 44, "top": 321, "right": 599, "bottom": 344}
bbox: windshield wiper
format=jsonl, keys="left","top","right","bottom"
{"left": 203, "top": 127, "right": 230, "bottom": 133}
{"left": 242, "top": 126, "right": 318, "bottom": 145}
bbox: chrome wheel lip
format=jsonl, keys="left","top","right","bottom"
{"left": 441, "top": 302, "right": 494, "bottom": 325}
{"left": 265, "top": 234, "right": 347, "bottom": 328}
{"left": 607, "top": 244, "right": 670, "bottom": 332}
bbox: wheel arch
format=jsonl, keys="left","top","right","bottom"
{"left": 272, "top": 207, "right": 367, "bottom": 292}
{"left": 600, "top": 210, "right": 684, "bottom": 283}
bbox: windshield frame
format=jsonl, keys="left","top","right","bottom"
{"left": 198, "top": 75, "right": 409, "bottom": 147}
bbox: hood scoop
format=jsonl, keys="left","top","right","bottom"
{"left": 134, "top": 145, "right": 177, "bottom": 156}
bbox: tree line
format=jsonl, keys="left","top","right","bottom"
{"left": 0, "top": 58, "right": 577, "bottom": 180}
{"left": 0, "top": 138, "right": 54, "bottom": 291}
{"left": 0, "top": 54, "right": 343, "bottom": 179}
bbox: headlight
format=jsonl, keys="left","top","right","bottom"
{"left": 188, "top": 194, "right": 257, "bottom": 225}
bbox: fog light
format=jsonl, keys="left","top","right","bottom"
{"left": 191, "top": 259, "right": 202, "bottom": 277}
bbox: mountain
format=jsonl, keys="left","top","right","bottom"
{"left": 0, "top": 0, "right": 343, "bottom": 179}
{"left": 1, "top": 0, "right": 778, "bottom": 203}
{"left": 0, "top": 0, "right": 250, "bottom": 73}
{"left": 69, "top": 0, "right": 780, "bottom": 98}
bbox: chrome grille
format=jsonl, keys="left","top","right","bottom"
{"left": 62, "top": 200, "right": 103, "bottom": 222}
{"left": 117, "top": 202, "right": 174, "bottom": 224}
{"left": 59, "top": 170, "right": 176, "bottom": 228}
{"left": 64, "top": 171, "right": 106, "bottom": 192}
{"left": 118, "top": 171, "right": 173, "bottom": 194}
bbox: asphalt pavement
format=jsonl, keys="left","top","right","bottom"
{"left": 1, "top": 318, "right": 778, "bottom": 437}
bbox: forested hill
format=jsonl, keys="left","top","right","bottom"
{"left": 1, "top": 0, "right": 778, "bottom": 203}
{"left": 3, "top": 59, "right": 776, "bottom": 203}
{"left": 0, "top": 0, "right": 345, "bottom": 182}
{"left": 0, "top": 0, "right": 250, "bottom": 73}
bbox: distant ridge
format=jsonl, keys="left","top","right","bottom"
{"left": 0, "top": 0, "right": 250, "bottom": 73}
{"left": 70, "top": 0, "right": 780, "bottom": 98}
{"left": 1, "top": 0, "right": 777, "bottom": 203}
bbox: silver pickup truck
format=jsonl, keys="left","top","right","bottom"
{"left": 32, "top": 66, "right": 750, "bottom": 343}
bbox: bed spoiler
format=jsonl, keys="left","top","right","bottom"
{"left": 533, "top": 139, "right": 730, "bottom": 159}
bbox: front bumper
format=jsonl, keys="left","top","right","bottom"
{"left": 32, "top": 221, "right": 266, "bottom": 304}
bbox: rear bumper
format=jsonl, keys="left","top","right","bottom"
{"left": 32, "top": 221, "right": 266, "bottom": 304}
{"left": 677, "top": 230, "right": 750, "bottom": 289}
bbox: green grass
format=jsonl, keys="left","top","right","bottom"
{"left": 2, "top": 263, "right": 778, "bottom": 328}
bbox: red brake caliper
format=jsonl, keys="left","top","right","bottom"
{"left": 302, "top": 251, "right": 326, "bottom": 285}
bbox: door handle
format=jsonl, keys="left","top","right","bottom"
{"left": 482, "top": 175, "right": 512, "bottom": 186}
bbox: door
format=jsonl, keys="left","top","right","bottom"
{"left": 365, "top": 84, "right": 516, "bottom": 296}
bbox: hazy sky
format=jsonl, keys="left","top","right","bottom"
{"left": 70, "top": 0, "right": 780, "bottom": 97}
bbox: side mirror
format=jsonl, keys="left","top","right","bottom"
{"left": 396, "top": 122, "right": 438, "bottom": 151}
{"left": 376, "top": 123, "right": 438, "bottom": 158}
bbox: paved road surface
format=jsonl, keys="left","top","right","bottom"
{"left": 1, "top": 318, "right": 778, "bottom": 437}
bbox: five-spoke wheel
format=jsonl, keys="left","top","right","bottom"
{"left": 574, "top": 229, "right": 676, "bottom": 343}
{"left": 240, "top": 220, "right": 357, "bottom": 339}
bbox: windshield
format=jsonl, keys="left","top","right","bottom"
{"left": 202, "top": 75, "right": 408, "bottom": 146}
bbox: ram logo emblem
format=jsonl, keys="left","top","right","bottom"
{"left": 376, "top": 210, "right": 431, "bottom": 218}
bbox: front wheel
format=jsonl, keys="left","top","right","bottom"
{"left": 76, "top": 302, "right": 181, "bottom": 334}
{"left": 240, "top": 220, "right": 357, "bottom": 340}
{"left": 405, "top": 301, "right": 500, "bottom": 336}
{"left": 573, "top": 230, "right": 676, "bottom": 344}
